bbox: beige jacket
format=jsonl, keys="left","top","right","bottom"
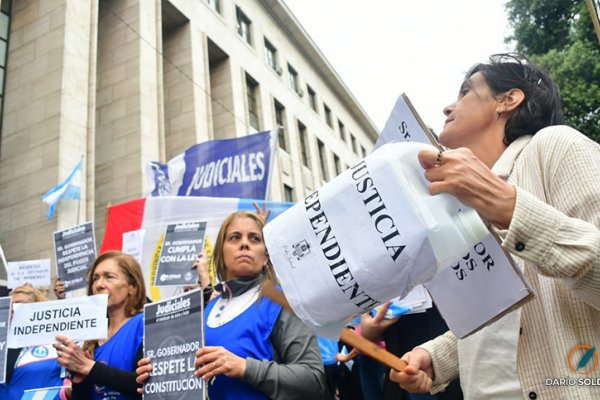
{"left": 421, "top": 125, "right": 600, "bottom": 399}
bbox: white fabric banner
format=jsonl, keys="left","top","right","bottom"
{"left": 7, "top": 294, "right": 108, "bottom": 348}
{"left": 265, "top": 141, "right": 488, "bottom": 338}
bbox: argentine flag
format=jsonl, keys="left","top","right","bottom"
{"left": 41, "top": 160, "right": 82, "bottom": 219}
{"left": 20, "top": 386, "right": 62, "bottom": 400}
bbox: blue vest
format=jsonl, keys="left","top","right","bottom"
{"left": 0, "top": 345, "right": 62, "bottom": 400}
{"left": 92, "top": 313, "right": 144, "bottom": 400}
{"left": 204, "top": 295, "right": 282, "bottom": 400}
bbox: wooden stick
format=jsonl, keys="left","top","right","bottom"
{"left": 339, "top": 328, "right": 407, "bottom": 371}
{"left": 261, "top": 281, "right": 407, "bottom": 372}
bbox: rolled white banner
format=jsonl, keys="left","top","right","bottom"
{"left": 264, "top": 142, "right": 488, "bottom": 338}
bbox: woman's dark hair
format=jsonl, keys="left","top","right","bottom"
{"left": 466, "top": 53, "right": 564, "bottom": 145}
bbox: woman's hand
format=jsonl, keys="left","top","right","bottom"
{"left": 53, "top": 277, "right": 66, "bottom": 299}
{"left": 360, "top": 301, "right": 400, "bottom": 342}
{"left": 253, "top": 202, "right": 272, "bottom": 223}
{"left": 193, "top": 252, "right": 210, "bottom": 288}
{"left": 389, "top": 348, "right": 434, "bottom": 393}
{"left": 136, "top": 357, "right": 153, "bottom": 394}
{"left": 418, "top": 147, "right": 516, "bottom": 229}
{"left": 194, "top": 346, "right": 246, "bottom": 381}
{"left": 54, "top": 335, "right": 95, "bottom": 383}
{"left": 335, "top": 347, "right": 358, "bottom": 363}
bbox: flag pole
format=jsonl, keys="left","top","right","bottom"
{"left": 77, "top": 154, "right": 84, "bottom": 225}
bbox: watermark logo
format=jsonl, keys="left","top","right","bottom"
{"left": 568, "top": 345, "right": 598, "bottom": 374}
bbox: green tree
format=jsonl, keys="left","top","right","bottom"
{"left": 506, "top": 0, "right": 600, "bottom": 142}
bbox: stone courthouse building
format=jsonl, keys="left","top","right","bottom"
{"left": 0, "top": 0, "right": 378, "bottom": 283}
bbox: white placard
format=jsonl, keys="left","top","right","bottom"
{"left": 122, "top": 229, "right": 146, "bottom": 264}
{"left": 7, "top": 294, "right": 108, "bottom": 348}
{"left": 378, "top": 93, "right": 533, "bottom": 338}
{"left": 265, "top": 140, "right": 491, "bottom": 338}
{"left": 7, "top": 259, "right": 51, "bottom": 289}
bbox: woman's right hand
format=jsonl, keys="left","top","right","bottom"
{"left": 136, "top": 357, "right": 153, "bottom": 394}
{"left": 389, "top": 348, "right": 435, "bottom": 393}
{"left": 54, "top": 336, "right": 94, "bottom": 383}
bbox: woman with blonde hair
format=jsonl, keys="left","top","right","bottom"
{"left": 137, "top": 210, "right": 325, "bottom": 399}
{"left": 0, "top": 285, "right": 63, "bottom": 399}
{"left": 55, "top": 251, "right": 147, "bottom": 400}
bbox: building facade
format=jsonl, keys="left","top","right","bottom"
{"left": 0, "top": 0, "right": 378, "bottom": 281}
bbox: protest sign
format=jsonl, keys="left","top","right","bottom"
{"left": 155, "top": 222, "right": 207, "bottom": 287}
{"left": 264, "top": 141, "right": 489, "bottom": 338}
{"left": 7, "top": 294, "right": 108, "bottom": 348}
{"left": 377, "top": 93, "right": 533, "bottom": 338}
{"left": 123, "top": 229, "right": 146, "bottom": 264}
{"left": 7, "top": 259, "right": 51, "bottom": 289}
{"left": 143, "top": 289, "right": 204, "bottom": 399}
{"left": 0, "top": 296, "right": 10, "bottom": 383}
{"left": 53, "top": 222, "right": 97, "bottom": 292}
{"left": 148, "top": 130, "right": 277, "bottom": 200}
{"left": 0, "top": 243, "right": 7, "bottom": 281}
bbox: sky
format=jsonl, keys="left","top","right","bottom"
{"left": 283, "top": 0, "right": 514, "bottom": 133}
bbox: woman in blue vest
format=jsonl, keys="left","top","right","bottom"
{"left": 137, "top": 210, "right": 325, "bottom": 399}
{"left": 0, "top": 285, "right": 64, "bottom": 400}
{"left": 54, "top": 251, "right": 146, "bottom": 400}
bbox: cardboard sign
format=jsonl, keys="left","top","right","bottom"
{"left": 7, "top": 259, "right": 51, "bottom": 289}
{"left": 0, "top": 296, "right": 10, "bottom": 383}
{"left": 155, "top": 222, "right": 207, "bottom": 287}
{"left": 53, "top": 222, "right": 97, "bottom": 292}
{"left": 7, "top": 294, "right": 108, "bottom": 348}
{"left": 143, "top": 289, "right": 204, "bottom": 399}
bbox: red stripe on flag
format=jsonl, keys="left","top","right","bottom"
{"left": 100, "top": 198, "right": 146, "bottom": 252}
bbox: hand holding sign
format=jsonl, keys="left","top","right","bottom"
{"left": 194, "top": 346, "right": 246, "bottom": 381}
{"left": 54, "top": 335, "right": 94, "bottom": 383}
{"left": 418, "top": 146, "right": 517, "bottom": 230}
{"left": 389, "top": 348, "right": 434, "bottom": 393}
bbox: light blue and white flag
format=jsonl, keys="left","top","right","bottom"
{"left": 41, "top": 160, "right": 82, "bottom": 219}
{"left": 20, "top": 386, "right": 62, "bottom": 400}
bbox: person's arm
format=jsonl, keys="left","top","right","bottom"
{"left": 72, "top": 343, "right": 143, "bottom": 399}
{"left": 241, "top": 310, "right": 325, "bottom": 399}
{"left": 500, "top": 129, "right": 600, "bottom": 308}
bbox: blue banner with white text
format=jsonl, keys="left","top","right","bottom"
{"left": 162, "top": 130, "right": 275, "bottom": 200}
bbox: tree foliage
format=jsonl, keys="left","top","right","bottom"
{"left": 506, "top": 0, "right": 600, "bottom": 142}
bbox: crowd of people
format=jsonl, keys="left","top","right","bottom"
{"left": 2, "top": 52, "right": 600, "bottom": 399}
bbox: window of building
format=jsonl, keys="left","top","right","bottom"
{"left": 361, "top": 145, "right": 367, "bottom": 158}
{"left": 298, "top": 121, "right": 310, "bottom": 167}
{"left": 274, "top": 100, "right": 287, "bottom": 151}
{"left": 283, "top": 184, "right": 294, "bottom": 202}
{"left": 338, "top": 120, "right": 346, "bottom": 142}
{"left": 350, "top": 133, "right": 358, "bottom": 153}
{"left": 288, "top": 64, "right": 302, "bottom": 96}
{"left": 317, "top": 139, "right": 329, "bottom": 181}
{"left": 236, "top": 6, "right": 252, "bottom": 45}
{"left": 264, "top": 38, "right": 281, "bottom": 74}
{"left": 245, "top": 73, "right": 260, "bottom": 130}
{"left": 0, "top": 0, "right": 10, "bottom": 141}
{"left": 333, "top": 154, "right": 342, "bottom": 176}
{"left": 307, "top": 85, "right": 318, "bottom": 113}
{"left": 324, "top": 103, "right": 332, "bottom": 127}
{"left": 207, "top": 0, "right": 220, "bottom": 13}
